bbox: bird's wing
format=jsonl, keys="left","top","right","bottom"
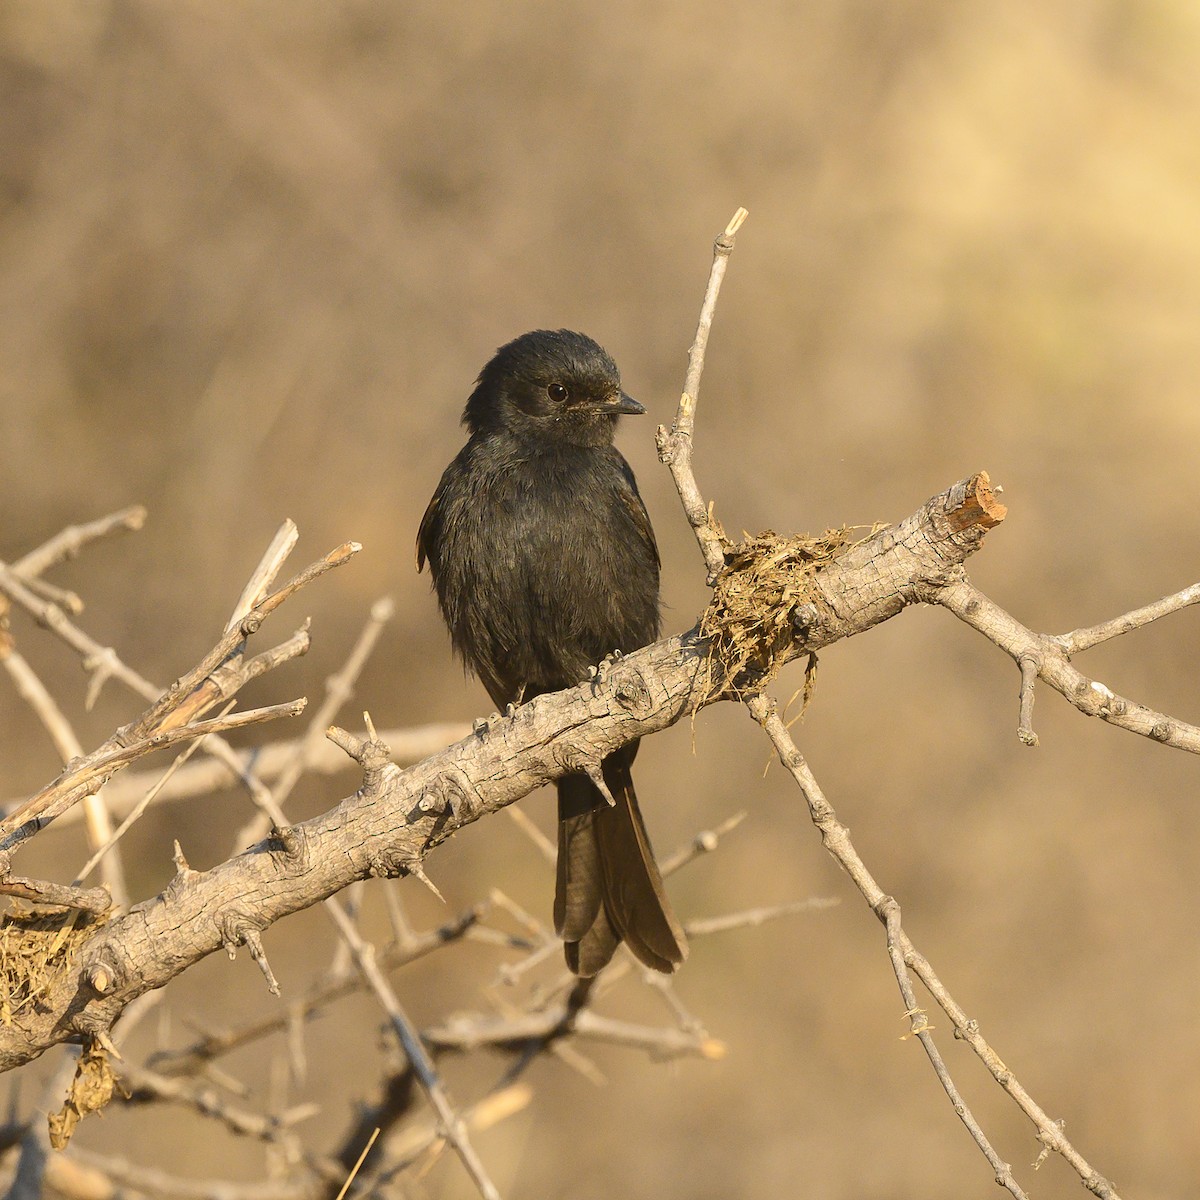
{"left": 618, "top": 465, "right": 660, "bottom": 570}
{"left": 415, "top": 491, "right": 439, "bottom": 573}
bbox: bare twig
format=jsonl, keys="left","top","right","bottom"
{"left": 0, "top": 562, "right": 152, "bottom": 701}
{"left": 74, "top": 705, "right": 233, "bottom": 885}
{"left": 10, "top": 575, "right": 82, "bottom": 615}
{"left": 683, "top": 897, "right": 839, "bottom": 937}
{"left": 1, "top": 646, "right": 129, "bottom": 905}
{"left": 880, "top": 900, "right": 1028, "bottom": 1199}
{"left": 226, "top": 520, "right": 300, "bottom": 633}
{"left": 1, "top": 648, "right": 83, "bottom": 764}
{"left": 234, "top": 598, "right": 396, "bottom": 852}
{"left": 253, "top": 543, "right": 360, "bottom": 626}
{"left": 424, "top": 1004, "right": 725, "bottom": 1061}
{"left": 324, "top": 898, "right": 503, "bottom": 1200}
{"left": 927, "top": 577, "right": 1200, "bottom": 755}
{"left": 12, "top": 506, "right": 147, "bottom": 580}
{"left": 350, "top": 1084, "right": 531, "bottom": 1198}
{"left": 1055, "top": 579, "right": 1200, "bottom": 654}
{"left": 333, "top": 1126, "right": 378, "bottom": 1200}
{"left": 658, "top": 811, "right": 747, "bottom": 876}
{"left": 655, "top": 207, "right": 747, "bottom": 582}
{"left": 503, "top": 806, "right": 556, "bottom": 864}
{"left": 2, "top": 700, "right": 306, "bottom": 848}
{"left": 1017, "top": 654, "right": 1039, "bottom": 747}
{"left": 59, "top": 1147, "right": 309, "bottom": 1200}
{"left": 8, "top": 723, "right": 473, "bottom": 824}
{"left": 148, "top": 906, "right": 486, "bottom": 1077}
{"left": 117, "top": 1061, "right": 319, "bottom": 1150}
{"left": 748, "top": 695, "right": 1119, "bottom": 1199}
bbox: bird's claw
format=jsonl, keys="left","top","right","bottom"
{"left": 592, "top": 648, "right": 624, "bottom": 688}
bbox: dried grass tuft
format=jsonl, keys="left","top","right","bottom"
{"left": 0, "top": 903, "right": 109, "bottom": 1027}
{"left": 699, "top": 526, "right": 876, "bottom": 698}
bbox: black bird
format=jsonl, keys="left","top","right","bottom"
{"left": 417, "top": 330, "right": 687, "bottom": 975}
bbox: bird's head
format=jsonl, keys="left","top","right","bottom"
{"left": 463, "top": 329, "right": 644, "bottom": 447}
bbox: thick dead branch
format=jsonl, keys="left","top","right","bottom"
{"left": 0, "top": 472, "right": 1001, "bottom": 1072}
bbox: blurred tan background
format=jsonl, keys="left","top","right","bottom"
{"left": 3, "top": 1, "right": 1200, "bottom": 1196}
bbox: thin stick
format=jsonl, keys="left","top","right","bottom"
{"left": 253, "top": 543, "right": 360, "bottom": 625}
{"left": 2, "top": 647, "right": 129, "bottom": 905}
{"left": 503, "top": 806, "right": 556, "bottom": 864}
{"left": 747, "top": 694, "right": 1118, "bottom": 1199}
{"left": 881, "top": 902, "right": 1028, "bottom": 1197}
{"left": 1056, "top": 579, "right": 1200, "bottom": 654}
{"left": 1016, "top": 655, "right": 1039, "bottom": 747}
{"left": 75, "top": 702, "right": 236, "bottom": 884}
{"left": 323, "top": 899, "right": 503, "bottom": 1200}
{"left": 333, "top": 1126, "right": 379, "bottom": 1200}
{"left": 656, "top": 207, "right": 747, "bottom": 582}
{"left": 658, "top": 811, "right": 747, "bottom": 876}
{"left": 117, "top": 1061, "right": 318, "bottom": 1150}
{"left": 930, "top": 577, "right": 1200, "bottom": 755}
{"left": 12, "top": 506, "right": 147, "bottom": 580}
{"left": 12, "top": 723, "right": 470, "bottom": 824}
{"left": 423, "top": 1004, "right": 723, "bottom": 1061}
{"left": 225, "top": 520, "right": 299, "bottom": 633}
{"left": 683, "top": 897, "right": 838, "bottom": 937}
{"left": 2, "top": 700, "right": 306, "bottom": 846}
{"left": 234, "top": 598, "right": 395, "bottom": 852}
{"left": 0, "top": 561, "right": 151, "bottom": 699}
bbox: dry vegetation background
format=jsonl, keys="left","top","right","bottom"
{"left": 2, "top": 2, "right": 1200, "bottom": 1197}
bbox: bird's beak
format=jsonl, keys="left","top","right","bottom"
{"left": 594, "top": 392, "right": 646, "bottom": 416}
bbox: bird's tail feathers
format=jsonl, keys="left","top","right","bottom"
{"left": 555, "top": 754, "right": 687, "bottom": 977}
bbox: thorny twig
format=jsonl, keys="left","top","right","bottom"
{"left": 324, "top": 898, "right": 503, "bottom": 1200}
{"left": 661, "top": 209, "right": 1125, "bottom": 1199}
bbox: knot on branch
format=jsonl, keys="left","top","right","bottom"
{"left": 328, "top": 725, "right": 394, "bottom": 794}
{"left": 217, "top": 913, "right": 281, "bottom": 995}
{"left": 551, "top": 742, "right": 610, "bottom": 790}
{"left": 699, "top": 527, "right": 852, "bottom": 698}
{"left": 83, "top": 952, "right": 121, "bottom": 996}
{"left": 415, "top": 765, "right": 478, "bottom": 827}
{"left": 268, "top": 823, "right": 309, "bottom": 867}
{"left": 367, "top": 844, "right": 411, "bottom": 878}
{"left": 609, "top": 665, "right": 654, "bottom": 716}
{"left": 218, "top": 909, "right": 265, "bottom": 961}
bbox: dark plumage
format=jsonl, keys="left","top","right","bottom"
{"left": 417, "top": 329, "right": 687, "bottom": 975}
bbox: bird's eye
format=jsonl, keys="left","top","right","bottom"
{"left": 547, "top": 383, "right": 568, "bottom": 403}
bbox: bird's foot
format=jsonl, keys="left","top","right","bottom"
{"left": 590, "top": 648, "right": 624, "bottom": 688}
